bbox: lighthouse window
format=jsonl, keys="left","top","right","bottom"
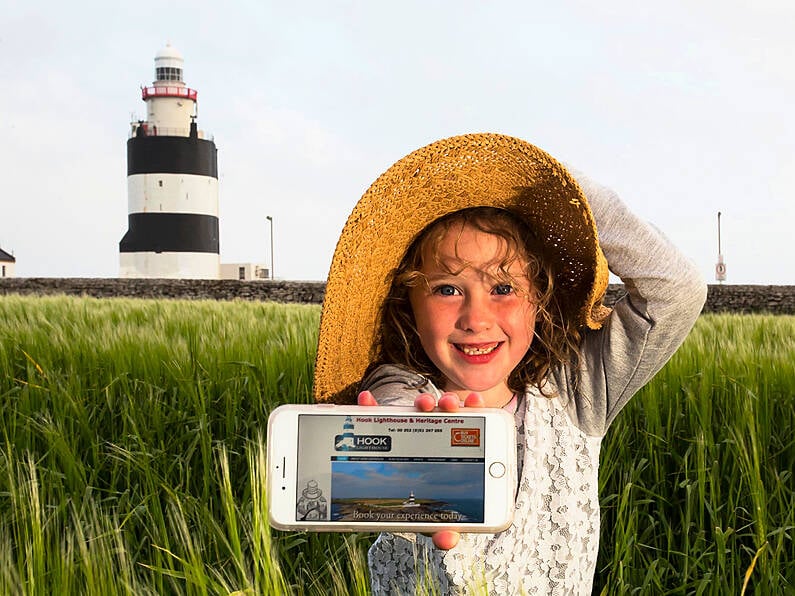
{"left": 156, "top": 67, "right": 183, "bottom": 82}
{"left": 158, "top": 180, "right": 163, "bottom": 187}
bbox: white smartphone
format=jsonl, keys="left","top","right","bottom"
{"left": 267, "top": 404, "right": 517, "bottom": 533}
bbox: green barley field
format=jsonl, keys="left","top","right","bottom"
{"left": 0, "top": 295, "right": 792, "bottom": 595}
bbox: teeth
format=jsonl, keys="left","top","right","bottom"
{"left": 459, "top": 344, "right": 498, "bottom": 356}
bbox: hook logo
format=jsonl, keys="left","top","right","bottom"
{"left": 334, "top": 416, "right": 392, "bottom": 452}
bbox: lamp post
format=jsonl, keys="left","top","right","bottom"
{"left": 266, "top": 216, "right": 274, "bottom": 280}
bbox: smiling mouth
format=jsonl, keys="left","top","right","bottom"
{"left": 455, "top": 342, "right": 501, "bottom": 356}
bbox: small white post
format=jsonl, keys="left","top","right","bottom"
{"left": 715, "top": 211, "right": 726, "bottom": 283}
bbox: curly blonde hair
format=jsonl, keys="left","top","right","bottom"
{"left": 368, "top": 207, "right": 583, "bottom": 396}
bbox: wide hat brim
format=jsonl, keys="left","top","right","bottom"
{"left": 314, "top": 133, "right": 610, "bottom": 403}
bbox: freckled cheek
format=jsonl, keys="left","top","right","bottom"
{"left": 427, "top": 309, "right": 458, "bottom": 338}
{"left": 414, "top": 314, "right": 456, "bottom": 364}
{"left": 410, "top": 299, "right": 455, "bottom": 344}
{"left": 508, "top": 305, "right": 537, "bottom": 348}
{"left": 496, "top": 301, "right": 535, "bottom": 323}
{"left": 524, "top": 312, "right": 538, "bottom": 347}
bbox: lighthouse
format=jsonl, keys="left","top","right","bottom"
{"left": 119, "top": 44, "right": 220, "bottom": 279}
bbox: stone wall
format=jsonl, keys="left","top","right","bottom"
{"left": 0, "top": 278, "right": 325, "bottom": 304}
{"left": 1, "top": 278, "right": 794, "bottom": 314}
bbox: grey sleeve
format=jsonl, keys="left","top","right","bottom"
{"left": 359, "top": 364, "right": 443, "bottom": 407}
{"left": 560, "top": 171, "right": 708, "bottom": 436}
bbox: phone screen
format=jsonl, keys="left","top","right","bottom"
{"left": 295, "top": 413, "right": 486, "bottom": 524}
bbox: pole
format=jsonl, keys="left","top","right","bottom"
{"left": 715, "top": 211, "right": 726, "bottom": 283}
{"left": 266, "top": 216, "right": 274, "bottom": 280}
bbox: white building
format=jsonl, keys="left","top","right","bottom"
{"left": 220, "top": 263, "right": 270, "bottom": 281}
{"left": 0, "top": 248, "right": 15, "bottom": 278}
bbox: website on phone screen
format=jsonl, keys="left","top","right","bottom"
{"left": 295, "top": 413, "right": 486, "bottom": 524}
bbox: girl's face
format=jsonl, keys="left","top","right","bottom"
{"left": 408, "top": 223, "right": 537, "bottom": 407}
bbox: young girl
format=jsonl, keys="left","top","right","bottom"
{"left": 313, "top": 133, "right": 706, "bottom": 594}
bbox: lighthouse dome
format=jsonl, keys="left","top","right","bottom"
{"left": 155, "top": 44, "right": 183, "bottom": 64}
{"left": 154, "top": 44, "right": 184, "bottom": 82}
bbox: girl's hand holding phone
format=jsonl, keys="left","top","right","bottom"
{"left": 356, "top": 390, "right": 486, "bottom": 550}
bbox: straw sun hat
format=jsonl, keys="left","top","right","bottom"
{"left": 314, "top": 133, "right": 610, "bottom": 404}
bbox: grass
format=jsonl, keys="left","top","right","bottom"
{"left": 0, "top": 295, "right": 793, "bottom": 594}
{"left": 595, "top": 313, "right": 795, "bottom": 595}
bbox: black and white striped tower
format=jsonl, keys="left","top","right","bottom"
{"left": 119, "top": 44, "right": 219, "bottom": 279}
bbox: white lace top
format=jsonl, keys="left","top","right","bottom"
{"left": 362, "top": 172, "right": 707, "bottom": 595}
{"left": 368, "top": 386, "right": 602, "bottom": 595}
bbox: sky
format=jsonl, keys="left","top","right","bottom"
{"left": 2, "top": 1, "right": 793, "bottom": 284}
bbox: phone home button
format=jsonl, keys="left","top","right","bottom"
{"left": 488, "top": 462, "right": 506, "bottom": 478}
